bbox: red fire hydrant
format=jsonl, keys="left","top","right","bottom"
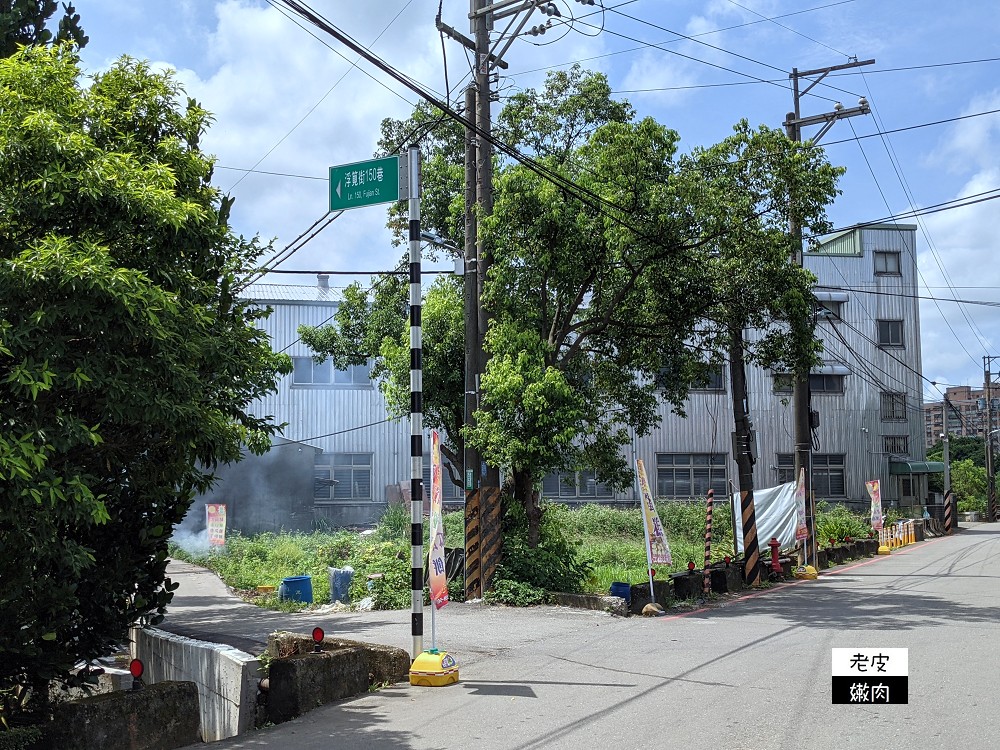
{"left": 768, "top": 537, "right": 782, "bottom": 575}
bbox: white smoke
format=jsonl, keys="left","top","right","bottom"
{"left": 170, "top": 526, "right": 211, "bottom": 557}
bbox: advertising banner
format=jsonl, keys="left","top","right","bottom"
{"left": 206, "top": 504, "right": 227, "bottom": 548}
{"left": 428, "top": 431, "right": 449, "bottom": 609}
{"left": 636, "top": 459, "right": 672, "bottom": 565}
{"left": 867, "top": 480, "right": 883, "bottom": 531}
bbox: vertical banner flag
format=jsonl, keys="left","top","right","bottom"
{"left": 867, "top": 480, "right": 883, "bottom": 531}
{"left": 636, "top": 459, "right": 672, "bottom": 565}
{"left": 795, "top": 467, "right": 809, "bottom": 541}
{"left": 429, "top": 431, "right": 449, "bottom": 609}
{"left": 206, "top": 504, "right": 227, "bottom": 547}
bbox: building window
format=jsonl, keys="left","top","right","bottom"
{"left": 542, "top": 470, "right": 615, "bottom": 499}
{"left": 810, "top": 374, "right": 846, "bottom": 394}
{"left": 812, "top": 454, "right": 846, "bottom": 497}
{"left": 883, "top": 435, "right": 909, "bottom": 455}
{"left": 292, "top": 356, "right": 372, "bottom": 387}
{"left": 779, "top": 453, "right": 853, "bottom": 491}
{"left": 775, "top": 453, "right": 796, "bottom": 484}
{"left": 816, "top": 300, "right": 843, "bottom": 319}
{"left": 774, "top": 373, "right": 845, "bottom": 394}
{"left": 655, "top": 453, "right": 727, "bottom": 498}
{"left": 773, "top": 373, "right": 794, "bottom": 395}
{"left": 874, "top": 251, "right": 901, "bottom": 276}
{"left": 876, "top": 320, "right": 904, "bottom": 348}
{"left": 881, "top": 392, "right": 907, "bottom": 421}
{"left": 314, "top": 453, "right": 373, "bottom": 501}
{"left": 424, "top": 456, "right": 464, "bottom": 501}
{"left": 692, "top": 365, "right": 726, "bottom": 393}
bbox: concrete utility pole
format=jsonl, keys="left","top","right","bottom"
{"left": 984, "top": 356, "right": 997, "bottom": 522}
{"left": 784, "top": 58, "right": 873, "bottom": 565}
{"left": 462, "top": 83, "right": 482, "bottom": 597}
{"left": 728, "top": 325, "right": 762, "bottom": 585}
{"left": 440, "top": 0, "right": 549, "bottom": 597}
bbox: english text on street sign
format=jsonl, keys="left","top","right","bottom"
{"left": 329, "top": 154, "right": 408, "bottom": 212}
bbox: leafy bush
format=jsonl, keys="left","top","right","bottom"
{"left": 484, "top": 579, "right": 547, "bottom": 606}
{"left": 346, "top": 541, "right": 410, "bottom": 610}
{"left": 815, "top": 503, "right": 871, "bottom": 545}
{"left": 443, "top": 510, "right": 465, "bottom": 547}
{"left": 957, "top": 496, "right": 987, "bottom": 514}
{"left": 495, "top": 501, "right": 592, "bottom": 595}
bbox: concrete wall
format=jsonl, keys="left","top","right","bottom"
{"left": 131, "top": 627, "right": 262, "bottom": 742}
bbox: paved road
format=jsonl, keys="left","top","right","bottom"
{"left": 170, "top": 524, "right": 1000, "bottom": 750}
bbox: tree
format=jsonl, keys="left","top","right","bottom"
{"left": 0, "top": 47, "right": 289, "bottom": 708}
{"left": 303, "top": 68, "right": 844, "bottom": 549}
{"left": 1, "top": 1, "right": 87, "bottom": 57}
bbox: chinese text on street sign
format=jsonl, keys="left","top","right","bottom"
{"left": 329, "top": 154, "right": 408, "bottom": 212}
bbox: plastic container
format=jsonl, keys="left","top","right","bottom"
{"left": 278, "top": 575, "right": 313, "bottom": 603}
{"left": 609, "top": 582, "right": 631, "bottom": 603}
{"left": 328, "top": 566, "right": 354, "bottom": 603}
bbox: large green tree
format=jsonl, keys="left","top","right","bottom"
{"left": 302, "top": 67, "right": 842, "bottom": 547}
{"left": 1, "top": 0, "right": 86, "bottom": 57}
{"left": 0, "top": 47, "right": 288, "bottom": 705}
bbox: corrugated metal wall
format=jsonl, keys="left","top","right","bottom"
{"left": 232, "top": 226, "right": 928, "bottom": 528}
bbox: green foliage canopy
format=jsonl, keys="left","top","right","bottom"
{"left": 0, "top": 47, "right": 289, "bottom": 697}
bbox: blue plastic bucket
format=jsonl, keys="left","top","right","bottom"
{"left": 278, "top": 575, "right": 313, "bottom": 603}
{"left": 609, "top": 582, "right": 631, "bottom": 603}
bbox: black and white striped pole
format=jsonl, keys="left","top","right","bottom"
{"left": 407, "top": 143, "right": 424, "bottom": 659}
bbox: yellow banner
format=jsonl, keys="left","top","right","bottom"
{"left": 636, "top": 459, "right": 672, "bottom": 565}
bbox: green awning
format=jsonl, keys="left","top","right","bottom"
{"left": 889, "top": 460, "right": 946, "bottom": 475}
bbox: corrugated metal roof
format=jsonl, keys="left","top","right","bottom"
{"left": 241, "top": 283, "right": 342, "bottom": 304}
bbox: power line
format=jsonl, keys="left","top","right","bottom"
{"left": 603, "top": 6, "right": 863, "bottom": 101}
{"left": 229, "top": 0, "right": 419, "bottom": 192}
{"left": 724, "top": 0, "right": 849, "bottom": 58}
{"left": 213, "top": 106, "right": 1000, "bottom": 184}
{"left": 843, "top": 117, "right": 982, "bottom": 371}
{"left": 509, "top": 0, "right": 859, "bottom": 79}
{"left": 612, "top": 58, "right": 1000, "bottom": 93}
{"left": 817, "top": 284, "right": 1000, "bottom": 308}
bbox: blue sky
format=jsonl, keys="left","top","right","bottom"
{"left": 77, "top": 1, "right": 1000, "bottom": 402}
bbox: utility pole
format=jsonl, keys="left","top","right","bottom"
{"left": 784, "top": 58, "right": 873, "bottom": 565}
{"left": 729, "top": 325, "right": 762, "bottom": 586}
{"left": 472, "top": 0, "right": 503, "bottom": 593}
{"left": 440, "top": 0, "right": 552, "bottom": 596}
{"left": 984, "top": 356, "right": 997, "bottom": 522}
{"left": 462, "top": 83, "right": 482, "bottom": 598}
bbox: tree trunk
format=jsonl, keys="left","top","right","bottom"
{"left": 513, "top": 468, "right": 542, "bottom": 548}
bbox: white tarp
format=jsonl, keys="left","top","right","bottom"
{"left": 731, "top": 481, "right": 797, "bottom": 553}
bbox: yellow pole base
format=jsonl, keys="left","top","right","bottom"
{"left": 877, "top": 545, "right": 891, "bottom": 555}
{"left": 793, "top": 565, "right": 818, "bottom": 580}
{"left": 409, "top": 651, "right": 459, "bottom": 687}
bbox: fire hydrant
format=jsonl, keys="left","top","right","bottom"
{"left": 768, "top": 537, "right": 782, "bottom": 575}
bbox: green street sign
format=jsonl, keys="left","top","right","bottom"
{"left": 329, "top": 155, "right": 407, "bottom": 212}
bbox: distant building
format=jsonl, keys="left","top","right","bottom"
{"left": 191, "top": 223, "right": 937, "bottom": 533}
{"left": 922, "top": 385, "right": 999, "bottom": 447}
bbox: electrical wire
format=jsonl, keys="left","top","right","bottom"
{"left": 858, "top": 71, "right": 993, "bottom": 354}
{"left": 843, "top": 116, "right": 984, "bottom": 370}
{"left": 229, "top": 0, "right": 418, "bottom": 192}
{"left": 724, "top": 0, "right": 849, "bottom": 59}
{"left": 508, "top": 0, "right": 859, "bottom": 78}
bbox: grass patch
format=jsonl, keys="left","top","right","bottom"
{"left": 173, "top": 500, "right": 883, "bottom": 610}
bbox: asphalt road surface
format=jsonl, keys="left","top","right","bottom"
{"left": 177, "top": 524, "right": 1000, "bottom": 750}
